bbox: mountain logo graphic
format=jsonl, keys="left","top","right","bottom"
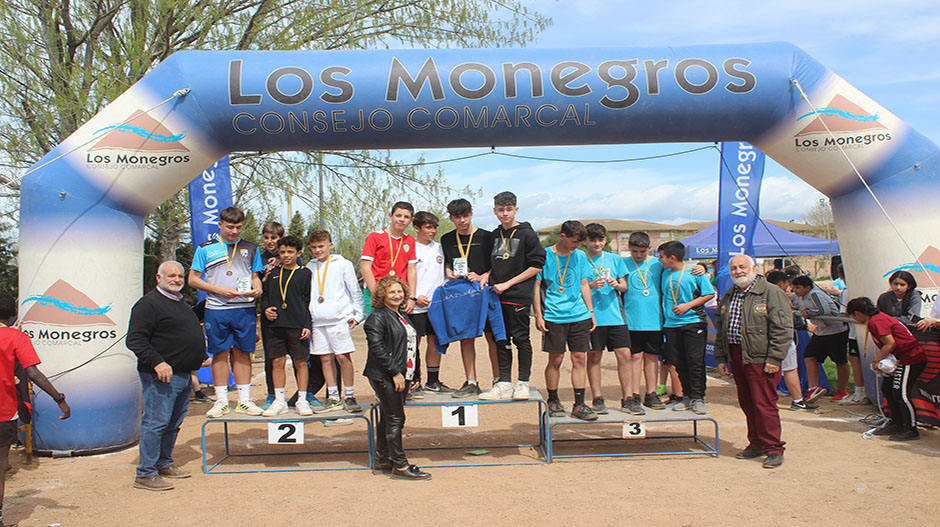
{"left": 795, "top": 94, "right": 887, "bottom": 137}
{"left": 89, "top": 110, "right": 189, "bottom": 153}
{"left": 884, "top": 246, "right": 940, "bottom": 285}
{"left": 20, "top": 280, "right": 115, "bottom": 327}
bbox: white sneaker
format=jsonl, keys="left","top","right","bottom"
{"left": 262, "top": 399, "right": 288, "bottom": 417}
{"left": 295, "top": 399, "right": 314, "bottom": 416}
{"left": 479, "top": 382, "right": 513, "bottom": 400}
{"left": 235, "top": 400, "right": 264, "bottom": 416}
{"left": 512, "top": 381, "right": 530, "bottom": 400}
{"left": 206, "top": 400, "right": 230, "bottom": 418}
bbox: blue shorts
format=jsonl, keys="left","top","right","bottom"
{"left": 205, "top": 307, "right": 257, "bottom": 355}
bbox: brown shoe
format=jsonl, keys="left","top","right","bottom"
{"left": 134, "top": 475, "right": 174, "bottom": 491}
{"left": 157, "top": 465, "right": 191, "bottom": 479}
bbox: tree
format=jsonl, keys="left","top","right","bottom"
{"left": 0, "top": 1, "right": 550, "bottom": 286}
{"left": 804, "top": 198, "right": 836, "bottom": 240}
{"left": 0, "top": 222, "right": 16, "bottom": 297}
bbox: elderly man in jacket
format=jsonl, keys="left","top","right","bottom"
{"left": 714, "top": 255, "right": 793, "bottom": 469}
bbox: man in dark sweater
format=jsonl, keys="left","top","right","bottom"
{"left": 126, "top": 261, "right": 207, "bottom": 491}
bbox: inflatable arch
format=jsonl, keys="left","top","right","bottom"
{"left": 19, "top": 43, "right": 940, "bottom": 452}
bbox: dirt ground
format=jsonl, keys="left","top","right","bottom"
{"left": 5, "top": 322, "right": 938, "bottom": 526}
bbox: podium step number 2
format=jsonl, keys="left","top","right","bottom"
{"left": 268, "top": 422, "right": 305, "bottom": 444}
{"left": 622, "top": 420, "right": 646, "bottom": 439}
{"left": 441, "top": 405, "right": 479, "bottom": 427}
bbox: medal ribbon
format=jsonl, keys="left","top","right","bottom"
{"left": 220, "top": 239, "right": 238, "bottom": 272}
{"left": 456, "top": 227, "right": 476, "bottom": 259}
{"left": 632, "top": 258, "right": 649, "bottom": 290}
{"left": 278, "top": 266, "right": 297, "bottom": 307}
{"left": 668, "top": 265, "right": 685, "bottom": 305}
{"left": 554, "top": 248, "right": 571, "bottom": 289}
{"left": 587, "top": 253, "right": 605, "bottom": 279}
{"left": 499, "top": 228, "right": 517, "bottom": 255}
{"left": 385, "top": 229, "right": 404, "bottom": 272}
{"left": 315, "top": 257, "right": 331, "bottom": 300}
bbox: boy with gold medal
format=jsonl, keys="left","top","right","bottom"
{"left": 309, "top": 230, "right": 366, "bottom": 413}
{"left": 259, "top": 236, "right": 313, "bottom": 416}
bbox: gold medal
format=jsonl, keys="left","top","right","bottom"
{"left": 388, "top": 269, "right": 396, "bottom": 276}
{"left": 281, "top": 302, "right": 288, "bottom": 310}
{"left": 553, "top": 247, "right": 572, "bottom": 295}
{"left": 558, "top": 286, "right": 565, "bottom": 293}
{"left": 318, "top": 296, "right": 325, "bottom": 303}
{"left": 499, "top": 228, "right": 517, "bottom": 261}
{"left": 277, "top": 266, "right": 297, "bottom": 312}
{"left": 221, "top": 239, "right": 238, "bottom": 277}
{"left": 226, "top": 270, "right": 233, "bottom": 276}
{"left": 503, "top": 252, "right": 510, "bottom": 260}
{"left": 385, "top": 229, "right": 404, "bottom": 278}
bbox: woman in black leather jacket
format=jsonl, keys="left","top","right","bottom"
{"left": 363, "top": 276, "right": 431, "bottom": 480}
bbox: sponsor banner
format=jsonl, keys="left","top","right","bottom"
{"left": 188, "top": 156, "right": 233, "bottom": 245}
{"left": 716, "top": 142, "right": 765, "bottom": 296}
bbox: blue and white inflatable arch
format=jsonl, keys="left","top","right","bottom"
{"left": 19, "top": 43, "right": 939, "bottom": 452}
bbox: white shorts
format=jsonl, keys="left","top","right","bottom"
{"left": 310, "top": 322, "right": 356, "bottom": 356}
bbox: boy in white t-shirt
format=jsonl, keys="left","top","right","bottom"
{"left": 306, "top": 230, "right": 366, "bottom": 413}
{"left": 411, "top": 211, "right": 452, "bottom": 393}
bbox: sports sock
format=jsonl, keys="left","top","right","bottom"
{"left": 298, "top": 391, "right": 307, "bottom": 403}
{"left": 344, "top": 386, "right": 354, "bottom": 398}
{"left": 855, "top": 386, "right": 866, "bottom": 396}
{"left": 468, "top": 380, "right": 478, "bottom": 386}
{"left": 574, "top": 388, "right": 585, "bottom": 406}
{"left": 427, "top": 367, "right": 440, "bottom": 385}
{"left": 327, "top": 385, "right": 339, "bottom": 399}
{"left": 236, "top": 384, "right": 251, "bottom": 403}
{"left": 793, "top": 398, "right": 804, "bottom": 404}
{"left": 548, "top": 389, "right": 559, "bottom": 403}
{"left": 214, "top": 385, "right": 228, "bottom": 402}
{"left": 274, "top": 388, "right": 286, "bottom": 403}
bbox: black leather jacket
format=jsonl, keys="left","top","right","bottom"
{"left": 363, "top": 306, "right": 410, "bottom": 382}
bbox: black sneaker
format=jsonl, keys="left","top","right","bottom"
{"left": 192, "top": 390, "right": 211, "bottom": 403}
{"left": 735, "top": 447, "right": 764, "bottom": 459}
{"left": 628, "top": 394, "right": 646, "bottom": 416}
{"left": 592, "top": 397, "right": 608, "bottom": 415}
{"left": 790, "top": 399, "right": 819, "bottom": 411}
{"left": 425, "top": 381, "right": 454, "bottom": 393}
{"left": 344, "top": 397, "right": 362, "bottom": 413}
{"left": 408, "top": 385, "right": 425, "bottom": 400}
{"left": 643, "top": 392, "right": 666, "bottom": 410}
{"left": 571, "top": 403, "right": 598, "bottom": 421}
{"left": 548, "top": 399, "right": 566, "bottom": 417}
{"left": 872, "top": 422, "right": 899, "bottom": 436}
{"left": 452, "top": 381, "right": 481, "bottom": 398}
{"left": 391, "top": 464, "right": 431, "bottom": 480}
{"left": 889, "top": 429, "right": 920, "bottom": 441}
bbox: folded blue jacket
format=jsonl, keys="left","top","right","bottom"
{"left": 428, "top": 279, "right": 507, "bottom": 353}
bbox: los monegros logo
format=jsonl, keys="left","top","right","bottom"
{"left": 20, "top": 280, "right": 117, "bottom": 346}
{"left": 85, "top": 110, "right": 191, "bottom": 169}
{"left": 793, "top": 94, "right": 892, "bottom": 152}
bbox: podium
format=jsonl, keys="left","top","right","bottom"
{"left": 369, "top": 390, "right": 549, "bottom": 467}
{"left": 201, "top": 408, "right": 374, "bottom": 474}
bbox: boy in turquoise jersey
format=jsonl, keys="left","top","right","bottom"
{"left": 658, "top": 240, "right": 715, "bottom": 415}
{"left": 534, "top": 221, "right": 597, "bottom": 421}
{"left": 582, "top": 224, "right": 635, "bottom": 415}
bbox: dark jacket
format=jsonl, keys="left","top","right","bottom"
{"left": 714, "top": 275, "right": 793, "bottom": 367}
{"left": 363, "top": 306, "right": 411, "bottom": 381}
{"left": 876, "top": 291, "right": 922, "bottom": 326}
{"left": 489, "top": 222, "right": 546, "bottom": 305}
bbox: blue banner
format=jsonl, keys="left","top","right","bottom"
{"left": 716, "top": 142, "right": 765, "bottom": 296}
{"left": 188, "top": 156, "right": 233, "bottom": 246}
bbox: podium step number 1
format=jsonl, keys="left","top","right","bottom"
{"left": 621, "top": 420, "right": 646, "bottom": 439}
{"left": 268, "top": 422, "right": 305, "bottom": 444}
{"left": 441, "top": 405, "right": 479, "bottom": 427}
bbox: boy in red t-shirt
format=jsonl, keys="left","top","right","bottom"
{"left": 0, "top": 291, "right": 70, "bottom": 526}
{"left": 360, "top": 201, "right": 418, "bottom": 314}
{"left": 846, "top": 296, "right": 926, "bottom": 441}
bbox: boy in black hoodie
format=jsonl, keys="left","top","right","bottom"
{"left": 485, "top": 191, "right": 546, "bottom": 400}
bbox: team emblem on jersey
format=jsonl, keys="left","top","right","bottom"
{"left": 240, "top": 249, "right": 249, "bottom": 258}
{"left": 754, "top": 303, "right": 767, "bottom": 313}
{"left": 403, "top": 244, "right": 410, "bottom": 252}
{"left": 437, "top": 256, "right": 443, "bottom": 264}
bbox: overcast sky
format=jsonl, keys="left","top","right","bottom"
{"left": 387, "top": 0, "right": 940, "bottom": 230}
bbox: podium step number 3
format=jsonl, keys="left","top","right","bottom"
{"left": 441, "top": 405, "right": 479, "bottom": 427}
{"left": 622, "top": 420, "right": 646, "bottom": 439}
{"left": 268, "top": 422, "right": 305, "bottom": 444}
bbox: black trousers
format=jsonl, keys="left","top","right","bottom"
{"left": 663, "top": 322, "right": 707, "bottom": 400}
{"left": 883, "top": 361, "right": 925, "bottom": 431}
{"left": 264, "top": 323, "right": 330, "bottom": 397}
{"left": 497, "top": 303, "right": 533, "bottom": 382}
{"left": 369, "top": 377, "right": 408, "bottom": 468}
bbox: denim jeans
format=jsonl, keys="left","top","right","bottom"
{"left": 137, "top": 371, "right": 191, "bottom": 477}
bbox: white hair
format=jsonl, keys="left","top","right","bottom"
{"left": 157, "top": 260, "right": 184, "bottom": 276}
{"left": 728, "top": 254, "right": 756, "bottom": 268}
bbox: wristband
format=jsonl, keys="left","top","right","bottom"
{"left": 53, "top": 393, "right": 66, "bottom": 403}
